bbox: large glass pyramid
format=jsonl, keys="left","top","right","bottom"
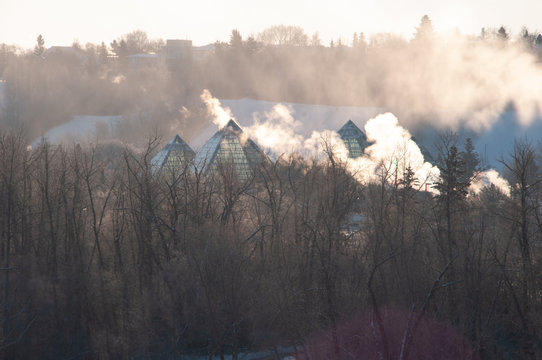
{"left": 195, "top": 119, "right": 267, "bottom": 180}
{"left": 411, "top": 136, "right": 435, "bottom": 164}
{"left": 337, "top": 120, "right": 369, "bottom": 158}
{"left": 151, "top": 134, "right": 195, "bottom": 173}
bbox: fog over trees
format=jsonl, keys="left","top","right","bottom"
{"left": 0, "top": 17, "right": 542, "bottom": 359}
{"left": 1, "top": 18, "right": 542, "bottom": 141}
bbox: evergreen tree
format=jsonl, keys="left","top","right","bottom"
{"left": 435, "top": 144, "right": 469, "bottom": 205}
{"left": 460, "top": 137, "right": 480, "bottom": 182}
{"left": 399, "top": 165, "right": 418, "bottom": 191}
{"left": 110, "top": 39, "right": 128, "bottom": 57}
{"left": 244, "top": 36, "right": 261, "bottom": 56}
{"left": 435, "top": 142, "right": 470, "bottom": 252}
{"left": 414, "top": 15, "right": 434, "bottom": 41}
{"left": 33, "top": 34, "right": 45, "bottom": 57}
{"left": 98, "top": 42, "right": 109, "bottom": 64}
{"left": 230, "top": 29, "right": 243, "bottom": 50}
{"left": 480, "top": 27, "right": 487, "bottom": 40}
{"left": 310, "top": 32, "right": 321, "bottom": 47}
{"left": 359, "top": 32, "right": 366, "bottom": 45}
{"left": 497, "top": 26, "right": 509, "bottom": 41}
{"left": 521, "top": 27, "right": 533, "bottom": 47}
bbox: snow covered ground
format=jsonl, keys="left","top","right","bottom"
{"left": 30, "top": 115, "right": 123, "bottom": 148}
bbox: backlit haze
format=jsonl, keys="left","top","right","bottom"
{"left": 2, "top": 0, "right": 542, "bottom": 48}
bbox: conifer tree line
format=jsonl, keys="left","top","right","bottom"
{"left": 0, "top": 130, "right": 540, "bottom": 359}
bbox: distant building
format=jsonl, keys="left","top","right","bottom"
{"left": 163, "top": 40, "right": 214, "bottom": 65}
{"left": 127, "top": 53, "right": 160, "bottom": 68}
{"left": 337, "top": 119, "right": 435, "bottom": 163}
{"left": 165, "top": 40, "right": 192, "bottom": 59}
{"left": 151, "top": 134, "right": 195, "bottom": 173}
{"left": 411, "top": 136, "right": 435, "bottom": 164}
{"left": 192, "top": 44, "right": 215, "bottom": 62}
{"left": 337, "top": 120, "right": 369, "bottom": 158}
{"left": 110, "top": 39, "right": 213, "bottom": 69}
{"left": 195, "top": 119, "right": 268, "bottom": 180}
{"left": 163, "top": 39, "right": 192, "bottom": 69}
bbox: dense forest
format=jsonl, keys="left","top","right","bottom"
{"left": 1, "top": 17, "right": 542, "bottom": 359}
{"left": 0, "top": 130, "right": 540, "bottom": 359}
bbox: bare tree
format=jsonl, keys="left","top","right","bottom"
{"left": 258, "top": 25, "right": 309, "bottom": 46}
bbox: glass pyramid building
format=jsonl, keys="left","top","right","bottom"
{"left": 195, "top": 119, "right": 268, "bottom": 180}
{"left": 411, "top": 136, "right": 435, "bottom": 164}
{"left": 151, "top": 134, "right": 195, "bottom": 173}
{"left": 337, "top": 120, "right": 369, "bottom": 158}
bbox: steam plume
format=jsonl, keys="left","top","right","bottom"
{"left": 374, "top": 36, "right": 542, "bottom": 131}
{"left": 201, "top": 89, "right": 233, "bottom": 128}
{"left": 470, "top": 169, "right": 511, "bottom": 196}
{"left": 199, "top": 90, "right": 513, "bottom": 197}
{"left": 355, "top": 113, "right": 440, "bottom": 186}
{"left": 244, "top": 106, "right": 440, "bottom": 190}
{"left": 246, "top": 104, "right": 304, "bottom": 154}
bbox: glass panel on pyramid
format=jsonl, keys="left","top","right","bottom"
{"left": 195, "top": 119, "right": 268, "bottom": 180}
{"left": 151, "top": 134, "right": 195, "bottom": 173}
{"left": 337, "top": 120, "right": 368, "bottom": 158}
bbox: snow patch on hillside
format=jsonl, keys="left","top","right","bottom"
{"left": 31, "top": 115, "right": 123, "bottom": 147}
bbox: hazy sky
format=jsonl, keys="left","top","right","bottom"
{"left": 1, "top": 0, "right": 541, "bottom": 49}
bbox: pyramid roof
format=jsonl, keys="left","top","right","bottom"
{"left": 151, "top": 134, "right": 195, "bottom": 173}
{"left": 411, "top": 136, "right": 435, "bottom": 164}
{"left": 337, "top": 120, "right": 369, "bottom": 158}
{"left": 195, "top": 119, "right": 268, "bottom": 180}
